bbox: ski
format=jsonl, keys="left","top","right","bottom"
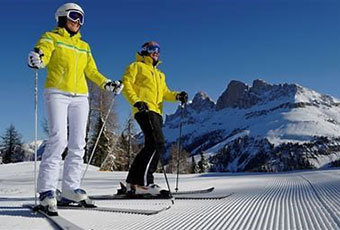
{"left": 88, "top": 187, "right": 231, "bottom": 200}
{"left": 24, "top": 204, "right": 84, "bottom": 230}
{"left": 89, "top": 193, "right": 231, "bottom": 200}
{"left": 57, "top": 204, "right": 171, "bottom": 215}
{"left": 174, "top": 187, "right": 214, "bottom": 195}
{"left": 89, "top": 193, "right": 172, "bottom": 200}
{"left": 175, "top": 193, "right": 233, "bottom": 200}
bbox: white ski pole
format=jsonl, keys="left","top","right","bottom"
{"left": 81, "top": 92, "right": 118, "bottom": 185}
{"left": 34, "top": 69, "right": 38, "bottom": 206}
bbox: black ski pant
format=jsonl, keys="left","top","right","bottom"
{"left": 126, "top": 111, "right": 165, "bottom": 186}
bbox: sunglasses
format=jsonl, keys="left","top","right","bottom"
{"left": 142, "top": 45, "right": 161, "bottom": 54}
{"left": 67, "top": 10, "right": 84, "bottom": 25}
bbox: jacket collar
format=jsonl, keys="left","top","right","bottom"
{"left": 53, "top": 27, "right": 82, "bottom": 40}
{"left": 135, "top": 53, "right": 162, "bottom": 68}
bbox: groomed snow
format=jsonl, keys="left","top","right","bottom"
{"left": 0, "top": 162, "right": 339, "bottom": 230}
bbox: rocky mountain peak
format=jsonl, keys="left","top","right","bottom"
{"left": 190, "top": 91, "right": 215, "bottom": 112}
{"left": 216, "top": 79, "right": 300, "bottom": 110}
{"left": 164, "top": 91, "right": 215, "bottom": 124}
{"left": 251, "top": 79, "right": 273, "bottom": 93}
{"left": 216, "top": 80, "right": 259, "bottom": 110}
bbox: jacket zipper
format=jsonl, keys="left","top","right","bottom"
{"left": 74, "top": 43, "right": 79, "bottom": 96}
{"left": 153, "top": 66, "right": 159, "bottom": 104}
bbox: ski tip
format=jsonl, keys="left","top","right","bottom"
{"left": 145, "top": 205, "right": 171, "bottom": 215}
{"left": 164, "top": 205, "right": 172, "bottom": 211}
{"left": 208, "top": 187, "right": 215, "bottom": 191}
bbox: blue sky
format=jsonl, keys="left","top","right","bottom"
{"left": 0, "top": 0, "right": 339, "bottom": 142}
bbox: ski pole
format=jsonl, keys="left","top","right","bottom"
{"left": 81, "top": 93, "right": 117, "bottom": 185}
{"left": 161, "top": 162, "right": 174, "bottom": 204}
{"left": 33, "top": 69, "right": 38, "bottom": 206}
{"left": 175, "top": 102, "right": 185, "bottom": 192}
{"left": 146, "top": 112, "right": 174, "bottom": 204}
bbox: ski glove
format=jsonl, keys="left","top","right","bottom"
{"left": 104, "top": 80, "right": 124, "bottom": 94}
{"left": 28, "top": 48, "right": 44, "bottom": 69}
{"left": 134, "top": 101, "right": 149, "bottom": 112}
{"left": 176, "top": 91, "right": 188, "bottom": 104}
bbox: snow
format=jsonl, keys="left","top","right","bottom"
{"left": 0, "top": 162, "right": 339, "bottom": 229}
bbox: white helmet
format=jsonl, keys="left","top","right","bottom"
{"left": 55, "top": 3, "right": 84, "bottom": 23}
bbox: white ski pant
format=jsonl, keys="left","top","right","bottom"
{"left": 38, "top": 91, "right": 89, "bottom": 193}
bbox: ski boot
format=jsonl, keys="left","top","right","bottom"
{"left": 117, "top": 182, "right": 128, "bottom": 195}
{"left": 117, "top": 182, "right": 140, "bottom": 195}
{"left": 57, "top": 188, "right": 96, "bottom": 208}
{"left": 132, "top": 183, "right": 170, "bottom": 197}
{"left": 36, "top": 190, "right": 58, "bottom": 216}
{"left": 143, "top": 184, "right": 171, "bottom": 198}
{"left": 134, "top": 184, "right": 162, "bottom": 195}
{"left": 117, "top": 183, "right": 171, "bottom": 198}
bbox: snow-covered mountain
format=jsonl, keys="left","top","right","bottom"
{"left": 163, "top": 79, "right": 340, "bottom": 172}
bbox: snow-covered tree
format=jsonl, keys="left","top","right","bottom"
{"left": 198, "top": 152, "right": 209, "bottom": 173}
{"left": 0, "top": 124, "right": 24, "bottom": 163}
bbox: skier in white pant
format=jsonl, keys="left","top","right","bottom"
{"left": 27, "top": 3, "right": 123, "bottom": 216}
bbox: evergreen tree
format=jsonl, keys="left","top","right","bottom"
{"left": 190, "top": 156, "right": 199, "bottom": 173}
{"left": 0, "top": 124, "right": 24, "bottom": 163}
{"left": 198, "top": 152, "right": 209, "bottom": 173}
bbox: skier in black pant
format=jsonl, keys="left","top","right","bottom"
{"left": 121, "top": 41, "right": 188, "bottom": 195}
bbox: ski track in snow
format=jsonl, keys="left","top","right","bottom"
{"left": 0, "top": 163, "right": 339, "bottom": 230}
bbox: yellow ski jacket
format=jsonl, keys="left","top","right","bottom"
{"left": 122, "top": 54, "right": 178, "bottom": 115}
{"left": 35, "top": 27, "right": 108, "bottom": 95}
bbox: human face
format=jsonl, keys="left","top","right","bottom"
{"left": 149, "top": 52, "right": 159, "bottom": 61}
{"left": 66, "top": 19, "right": 81, "bottom": 33}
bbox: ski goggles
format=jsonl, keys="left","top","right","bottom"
{"left": 67, "top": 10, "right": 84, "bottom": 25}
{"left": 142, "top": 45, "right": 161, "bottom": 54}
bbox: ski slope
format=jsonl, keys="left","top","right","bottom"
{"left": 0, "top": 162, "right": 339, "bottom": 230}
